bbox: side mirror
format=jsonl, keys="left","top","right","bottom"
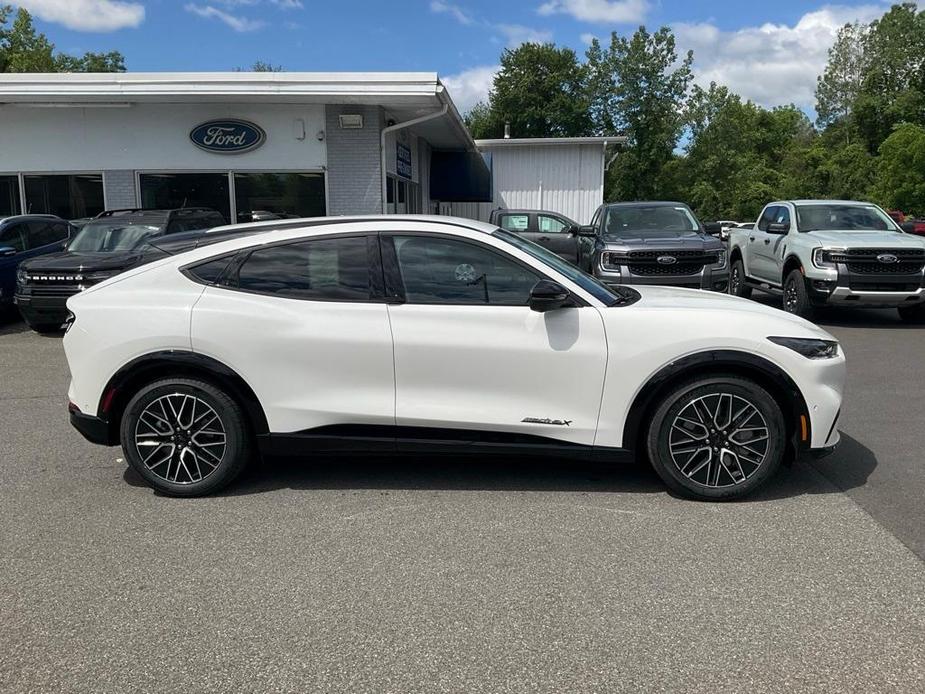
{"left": 703, "top": 222, "right": 722, "bottom": 236}
{"left": 766, "top": 222, "right": 790, "bottom": 234}
{"left": 0, "top": 246, "right": 17, "bottom": 257}
{"left": 529, "top": 279, "right": 570, "bottom": 313}
{"left": 901, "top": 222, "right": 917, "bottom": 234}
{"left": 577, "top": 225, "right": 597, "bottom": 238}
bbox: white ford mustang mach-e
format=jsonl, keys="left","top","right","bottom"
{"left": 63, "top": 216, "right": 846, "bottom": 500}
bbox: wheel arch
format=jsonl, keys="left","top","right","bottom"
{"left": 97, "top": 351, "right": 269, "bottom": 446}
{"left": 622, "top": 350, "right": 811, "bottom": 458}
{"left": 782, "top": 254, "right": 803, "bottom": 281}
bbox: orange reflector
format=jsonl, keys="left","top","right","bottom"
{"left": 800, "top": 415, "right": 808, "bottom": 442}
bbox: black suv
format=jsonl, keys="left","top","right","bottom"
{"left": 15, "top": 208, "right": 225, "bottom": 332}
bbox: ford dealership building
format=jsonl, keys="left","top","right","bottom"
{"left": 0, "top": 72, "right": 620, "bottom": 225}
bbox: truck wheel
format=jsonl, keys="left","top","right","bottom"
{"left": 645, "top": 375, "right": 786, "bottom": 501}
{"left": 898, "top": 304, "right": 925, "bottom": 324}
{"left": 729, "top": 259, "right": 751, "bottom": 298}
{"left": 783, "top": 269, "right": 815, "bottom": 320}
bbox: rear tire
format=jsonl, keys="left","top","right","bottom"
{"left": 645, "top": 375, "right": 786, "bottom": 501}
{"left": 729, "top": 259, "right": 752, "bottom": 298}
{"left": 120, "top": 378, "right": 251, "bottom": 496}
{"left": 782, "top": 269, "right": 814, "bottom": 320}
{"left": 898, "top": 304, "right": 925, "bottom": 324}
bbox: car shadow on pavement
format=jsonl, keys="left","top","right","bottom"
{"left": 123, "top": 432, "right": 878, "bottom": 500}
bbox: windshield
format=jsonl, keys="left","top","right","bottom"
{"left": 795, "top": 204, "right": 901, "bottom": 232}
{"left": 67, "top": 222, "right": 163, "bottom": 252}
{"left": 604, "top": 205, "right": 699, "bottom": 236}
{"left": 492, "top": 229, "right": 631, "bottom": 306}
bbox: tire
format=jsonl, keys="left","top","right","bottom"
{"left": 645, "top": 375, "right": 786, "bottom": 501}
{"left": 898, "top": 303, "right": 925, "bottom": 324}
{"left": 728, "top": 258, "right": 752, "bottom": 299}
{"left": 120, "top": 378, "right": 252, "bottom": 496}
{"left": 782, "top": 269, "right": 814, "bottom": 320}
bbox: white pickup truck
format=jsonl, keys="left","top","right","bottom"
{"left": 728, "top": 200, "right": 925, "bottom": 323}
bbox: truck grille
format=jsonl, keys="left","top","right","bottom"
{"left": 829, "top": 248, "right": 925, "bottom": 275}
{"left": 624, "top": 250, "right": 714, "bottom": 277}
{"left": 22, "top": 274, "right": 92, "bottom": 298}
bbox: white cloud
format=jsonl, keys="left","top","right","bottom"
{"left": 443, "top": 65, "right": 498, "bottom": 114}
{"left": 537, "top": 0, "right": 648, "bottom": 24}
{"left": 185, "top": 4, "right": 266, "bottom": 32}
{"left": 674, "top": 4, "right": 884, "bottom": 110}
{"left": 15, "top": 0, "right": 144, "bottom": 32}
{"left": 496, "top": 23, "right": 553, "bottom": 47}
{"left": 214, "top": 0, "right": 303, "bottom": 8}
{"left": 430, "top": 1, "right": 473, "bottom": 25}
{"left": 579, "top": 32, "right": 597, "bottom": 45}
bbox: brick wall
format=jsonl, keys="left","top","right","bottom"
{"left": 103, "top": 170, "right": 137, "bottom": 210}
{"left": 324, "top": 105, "right": 383, "bottom": 215}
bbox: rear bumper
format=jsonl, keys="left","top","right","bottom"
{"left": 69, "top": 406, "right": 115, "bottom": 446}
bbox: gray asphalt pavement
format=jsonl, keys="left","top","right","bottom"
{"left": 1, "top": 304, "right": 924, "bottom": 693}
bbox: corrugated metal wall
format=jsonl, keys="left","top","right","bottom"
{"left": 443, "top": 143, "right": 605, "bottom": 224}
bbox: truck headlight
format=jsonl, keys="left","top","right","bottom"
{"left": 16, "top": 265, "right": 27, "bottom": 286}
{"left": 600, "top": 251, "right": 627, "bottom": 272}
{"left": 713, "top": 250, "right": 726, "bottom": 268}
{"left": 812, "top": 248, "right": 841, "bottom": 269}
{"left": 768, "top": 336, "right": 839, "bottom": 359}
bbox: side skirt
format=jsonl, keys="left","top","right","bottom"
{"left": 257, "top": 424, "right": 635, "bottom": 462}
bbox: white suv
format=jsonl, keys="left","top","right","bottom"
{"left": 63, "top": 216, "right": 846, "bottom": 500}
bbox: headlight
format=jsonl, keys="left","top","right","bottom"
{"left": 812, "top": 248, "right": 841, "bottom": 269}
{"left": 714, "top": 250, "right": 726, "bottom": 268}
{"left": 768, "top": 336, "right": 839, "bottom": 359}
{"left": 16, "top": 265, "right": 27, "bottom": 285}
{"left": 600, "top": 251, "right": 627, "bottom": 272}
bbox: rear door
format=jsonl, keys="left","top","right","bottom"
{"left": 748, "top": 206, "right": 778, "bottom": 282}
{"left": 0, "top": 222, "right": 28, "bottom": 299}
{"left": 190, "top": 233, "right": 395, "bottom": 435}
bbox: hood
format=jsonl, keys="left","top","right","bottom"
{"left": 626, "top": 285, "right": 836, "bottom": 339}
{"left": 19, "top": 250, "right": 145, "bottom": 273}
{"left": 803, "top": 230, "right": 925, "bottom": 248}
{"left": 600, "top": 231, "right": 723, "bottom": 250}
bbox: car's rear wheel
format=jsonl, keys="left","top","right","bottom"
{"left": 898, "top": 303, "right": 925, "bottom": 324}
{"left": 120, "top": 378, "right": 251, "bottom": 496}
{"left": 646, "top": 375, "right": 786, "bottom": 500}
{"left": 783, "top": 269, "right": 814, "bottom": 320}
{"left": 729, "top": 259, "right": 752, "bottom": 298}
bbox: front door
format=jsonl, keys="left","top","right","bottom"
{"left": 382, "top": 232, "right": 607, "bottom": 446}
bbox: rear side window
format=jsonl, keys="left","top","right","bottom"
{"left": 0, "top": 223, "right": 26, "bottom": 252}
{"left": 186, "top": 256, "right": 235, "bottom": 285}
{"left": 234, "top": 236, "right": 370, "bottom": 301}
{"left": 498, "top": 214, "right": 530, "bottom": 232}
{"left": 28, "top": 220, "right": 69, "bottom": 248}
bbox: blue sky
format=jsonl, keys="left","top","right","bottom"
{"left": 13, "top": 1, "right": 895, "bottom": 113}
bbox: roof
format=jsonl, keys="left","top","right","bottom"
{"left": 0, "top": 71, "right": 478, "bottom": 152}
{"left": 781, "top": 200, "right": 876, "bottom": 206}
{"left": 475, "top": 136, "right": 627, "bottom": 147}
{"left": 0, "top": 214, "right": 63, "bottom": 225}
{"left": 603, "top": 201, "right": 689, "bottom": 207}
{"left": 206, "top": 214, "right": 500, "bottom": 237}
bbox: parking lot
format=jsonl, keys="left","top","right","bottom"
{"left": 1, "top": 301, "right": 924, "bottom": 694}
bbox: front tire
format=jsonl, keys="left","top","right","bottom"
{"left": 898, "top": 303, "right": 925, "bottom": 324}
{"left": 646, "top": 375, "right": 786, "bottom": 501}
{"left": 729, "top": 259, "right": 752, "bottom": 298}
{"left": 783, "top": 269, "right": 814, "bottom": 320}
{"left": 120, "top": 378, "right": 251, "bottom": 496}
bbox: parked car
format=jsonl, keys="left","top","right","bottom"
{"left": 901, "top": 218, "right": 925, "bottom": 236}
{"left": 0, "top": 215, "right": 72, "bottom": 312}
{"left": 579, "top": 202, "right": 728, "bottom": 291}
{"left": 63, "top": 215, "right": 844, "bottom": 501}
{"left": 728, "top": 200, "right": 925, "bottom": 323}
{"left": 15, "top": 207, "right": 226, "bottom": 332}
{"left": 488, "top": 208, "right": 581, "bottom": 264}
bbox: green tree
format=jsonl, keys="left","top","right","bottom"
{"left": 815, "top": 22, "right": 868, "bottom": 131}
{"left": 465, "top": 43, "right": 592, "bottom": 139}
{"left": 873, "top": 122, "right": 925, "bottom": 213}
{"left": 588, "top": 26, "right": 694, "bottom": 200}
{"left": 234, "top": 60, "right": 284, "bottom": 72}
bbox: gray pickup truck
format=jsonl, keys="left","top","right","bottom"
{"left": 578, "top": 201, "right": 728, "bottom": 291}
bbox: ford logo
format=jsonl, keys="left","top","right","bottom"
{"left": 190, "top": 119, "right": 266, "bottom": 154}
{"left": 657, "top": 255, "right": 678, "bottom": 265}
{"left": 877, "top": 253, "right": 899, "bottom": 264}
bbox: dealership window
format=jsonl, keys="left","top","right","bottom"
{"left": 0, "top": 176, "right": 21, "bottom": 216}
{"left": 386, "top": 175, "right": 420, "bottom": 214}
{"left": 23, "top": 174, "right": 104, "bottom": 220}
{"left": 139, "top": 173, "right": 231, "bottom": 224}
{"left": 233, "top": 172, "right": 325, "bottom": 223}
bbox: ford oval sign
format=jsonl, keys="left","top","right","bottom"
{"left": 190, "top": 119, "right": 266, "bottom": 154}
{"left": 657, "top": 255, "right": 678, "bottom": 265}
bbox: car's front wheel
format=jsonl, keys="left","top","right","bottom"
{"left": 646, "top": 375, "right": 786, "bottom": 500}
{"left": 783, "top": 269, "right": 815, "bottom": 320}
{"left": 898, "top": 303, "right": 925, "bottom": 324}
{"left": 120, "top": 378, "right": 251, "bottom": 496}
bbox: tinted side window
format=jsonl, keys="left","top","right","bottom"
{"left": 498, "top": 214, "right": 530, "bottom": 232}
{"left": 186, "top": 256, "right": 235, "bottom": 286}
{"left": 235, "top": 236, "right": 369, "bottom": 301}
{"left": 775, "top": 206, "right": 791, "bottom": 227}
{"left": 390, "top": 235, "right": 540, "bottom": 306}
{"left": 757, "top": 206, "right": 778, "bottom": 232}
{"left": 538, "top": 215, "right": 568, "bottom": 233}
{"left": 0, "top": 223, "right": 26, "bottom": 252}
{"left": 28, "top": 221, "right": 69, "bottom": 248}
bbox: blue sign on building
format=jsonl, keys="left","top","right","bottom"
{"left": 396, "top": 142, "right": 413, "bottom": 179}
{"left": 190, "top": 119, "right": 266, "bottom": 154}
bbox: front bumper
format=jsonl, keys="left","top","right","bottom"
{"left": 598, "top": 265, "right": 729, "bottom": 291}
{"left": 14, "top": 292, "right": 72, "bottom": 326}
{"left": 805, "top": 257, "right": 925, "bottom": 307}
